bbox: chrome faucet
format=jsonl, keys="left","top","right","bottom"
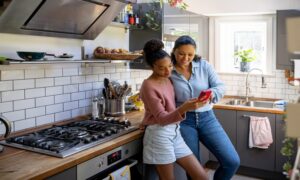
{"left": 245, "top": 68, "right": 267, "bottom": 102}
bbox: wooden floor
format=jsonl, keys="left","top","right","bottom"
{"left": 207, "top": 169, "right": 262, "bottom": 180}
{"left": 205, "top": 161, "right": 287, "bottom": 180}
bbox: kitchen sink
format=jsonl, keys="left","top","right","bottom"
{"left": 224, "top": 99, "right": 275, "bottom": 108}
{"left": 244, "top": 100, "right": 275, "bottom": 108}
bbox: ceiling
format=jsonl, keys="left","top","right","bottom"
{"left": 184, "top": 0, "right": 300, "bottom": 16}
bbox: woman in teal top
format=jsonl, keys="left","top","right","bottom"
{"left": 170, "top": 35, "right": 240, "bottom": 180}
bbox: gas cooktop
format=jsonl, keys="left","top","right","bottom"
{"left": 0, "top": 117, "right": 138, "bottom": 158}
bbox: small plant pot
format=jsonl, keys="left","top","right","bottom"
{"left": 240, "top": 62, "right": 251, "bottom": 72}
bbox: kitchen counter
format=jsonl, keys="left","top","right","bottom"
{"left": 214, "top": 96, "right": 285, "bottom": 115}
{"left": 0, "top": 111, "right": 144, "bottom": 180}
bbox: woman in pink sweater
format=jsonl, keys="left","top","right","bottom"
{"left": 140, "top": 39, "right": 208, "bottom": 180}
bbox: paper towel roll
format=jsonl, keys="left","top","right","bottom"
{"left": 294, "top": 59, "right": 300, "bottom": 79}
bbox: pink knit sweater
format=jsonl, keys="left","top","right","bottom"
{"left": 140, "top": 78, "right": 184, "bottom": 126}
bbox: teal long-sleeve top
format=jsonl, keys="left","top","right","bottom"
{"left": 170, "top": 59, "right": 225, "bottom": 112}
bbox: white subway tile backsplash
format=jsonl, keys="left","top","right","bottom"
{"left": 36, "top": 78, "right": 54, "bottom": 88}
{"left": 55, "top": 111, "right": 71, "bottom": 122}
{"left": 286, "top": 89, "right": 297, "bottom": 95}
{"left": 104, "top": 66, "right": 116, "bottom": 74}
{"left": 71, "top": 76, "right": 85, "bottom": 84}
{"left": 55, "top": 77, "right": 71, "bottom": 86}
{"left": 14, "top": 99, "right": 35, "bottom": 110}
{"left": 110, "top": 73, "right": 121, "bottom": 80}
{"left": 86, "top": 75, "right": 98, "bottom": 82}
{"left": 80, "top": 67, "right": 93, "bottom": 75}
{"left": 79, "top": 99, "right": 91, "bottom": 107}
{"left": 0, "top": 102, "right": 13, "bottom": 113}
{"left": 275, "top": 83, "right": 285, "bottom": 89}
{"left": 55, "top": 94, "right": 71, "bottom": 103}
{"left": 98, "top": 74, "right": 111, "bottom": 81}
{"left": 46, "top": 103, "right": 63, "bottom": 114}
{"left": 85, "top": 90, "right": 94, "bottom": 99}
{"left": 0, "top": 81, "right": 13, "bottom": 91}
{"left": 14, "top": 79, "right": 35, "bottom": 90}
{"left": 131, "top": 72, "right": 140, "bottom": 78}
{"left": 25, "top": 69, "right": 44, "bottom": 79}
{"left": 36, "top": 96, "right": 54, "bottom": 107}
{"left": 14, "top": 118, "right": 35, "bottom": 131}
{"left": 26, "top": 107, "right": 45, "bottom": 118}
{"left": 79, "top": 83, "right": 93, "bottom": 91}
{"left": 120, "top": 72, "right": 130, "bottom": 79}
{"left": 36, "top": 114, "right": 55, "bottom": 126}
{"left": 46, "top": 86, "right": 63, "bottom": 96}
{"left": 71, "top": 108, "right": 85, "bottom": 118}
{"left": 2, "top": 90, "right": 24, "bottom": 102}
{"left": 1, "top": 70, "right": 24, "bottom": 80}
{"left": 71, "top": 92, "right": 85, "bottom": 101}
{"left": 3, "top": 110, "right": 25, "bottom": 121}
{"left": 93, "top": 82, "right": 103, "bottom": 90}
{"left": 92, "top": 67, "right": 105, "bottom": 74}
{"left": 63, "top": 68, "right": 78, "bottom": 76}
{"left": 63, "top": 84, "right": 78, "bottom": 93}
{"left": 64, "top": 101, "right": 78, "bottom": 111}
{"left": 45, "top": 68, "right": 62, "bottom": 77}
{"left": 25, "top": 88, "right": 45, "bottom": 98}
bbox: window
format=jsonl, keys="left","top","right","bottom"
{"left": 211, "top": 15, "right": 275, "bottom": 74}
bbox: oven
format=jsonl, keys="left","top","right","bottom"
{"left": 77, "top": 139, "right": 143, "bottom": 180}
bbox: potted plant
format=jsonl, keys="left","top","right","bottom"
{"left": 234, "top": 48, "right": 256, "bottom": 72}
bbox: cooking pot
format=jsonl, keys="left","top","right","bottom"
{"left": 0, "top": 116, "right": 11, "bottom": 152}
{"left": 17, "top": 51, "right": 74, "bottom": 61}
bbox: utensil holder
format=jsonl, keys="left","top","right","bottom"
{"left": 105, "top": 99, "right": 125, "bottom": 116}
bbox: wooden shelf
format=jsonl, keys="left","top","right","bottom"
{"left": 3, "top": 59, "right": 131, "bottom": 65}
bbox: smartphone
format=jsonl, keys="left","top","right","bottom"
{"left": 198, "top": 89, "right": 212, "bottom": 102}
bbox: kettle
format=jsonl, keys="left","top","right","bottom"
{"left": 0, "top": 116, "right": 11, "bottom": 152}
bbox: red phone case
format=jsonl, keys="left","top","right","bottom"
{"left": 198, "top": 90, "right": 212, "bottom": 102}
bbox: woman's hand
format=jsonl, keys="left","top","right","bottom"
{"left": 139, "top": 124, "right": 146, "bottom": 131}
{"left": 178, "top": 98, "right": 206, "bottom": 115}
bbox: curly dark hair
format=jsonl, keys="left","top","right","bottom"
{"left": 171, "top": 35, "right": 201, "bottom": 65}
{"left": 143, "top": 39, "right": 170, "bottom": 67}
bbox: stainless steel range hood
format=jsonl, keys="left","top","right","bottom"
{"left": 0, "top": 0, "right": 135, "bottom": 39}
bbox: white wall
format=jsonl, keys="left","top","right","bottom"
{"left": 185, "top": 0, "right": 300, "bottom": 15}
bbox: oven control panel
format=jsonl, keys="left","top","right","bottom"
{"left": 77, "top": 139, "right": 142, "bottom": 180}
{"left": 107, "top": 150, "right": 122, "bottom": 165}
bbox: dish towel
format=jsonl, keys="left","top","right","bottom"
{"left": 249, "top": 116, "right": 273, "bottom": 149}
{"left": 108, "top": 165, "right": 131, "bottom": 180}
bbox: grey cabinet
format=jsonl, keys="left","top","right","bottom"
{"left": 275, "top": 114, "right": 298, "bottom": 172}
{"left": 237, "top": 111, "right": 276, "bottom": 171}
{"left": 209, "top": 109, "right": 237, "bottom": 161}
{"left": 276, "top": 10, "right": 300, "bottom": 70}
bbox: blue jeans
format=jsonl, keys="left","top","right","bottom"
{"left": 180, "top": 110, "right": 240, "bottom": 180}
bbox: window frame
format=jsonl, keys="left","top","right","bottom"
{"left": 209, "top": 14, "right": 276, "bottom": 75}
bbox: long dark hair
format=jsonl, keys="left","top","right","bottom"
{"left": 143, "top": 39, "right": 170, "bottom": 68}
{"left": 171, "top": 35, "right": 201, "bottom": 65}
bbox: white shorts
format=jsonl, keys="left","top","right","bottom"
{"left": 143, "top": 124, "right": 192, "bottom": 164}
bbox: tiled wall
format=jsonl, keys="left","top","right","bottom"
{"left": 219, "top": 69, "right": 300, "bottom": 102}
{"left": 0, "top": 63, "right": 151, "bottom": 135}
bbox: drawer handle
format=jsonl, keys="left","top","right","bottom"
{"left": 242, "top": 115, "right": 251, "bottom": 118}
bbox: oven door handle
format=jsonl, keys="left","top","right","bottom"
{"left": 127, "top": 159, "right": 138, "bottom": 168}
{"left": 103, "top": 159, "right": 138, "bottom": 180}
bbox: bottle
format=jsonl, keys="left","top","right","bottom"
{"left": 92, "top": 97, "right": 99, "bottom": 119}
{"left": 135, "top": 14, "right": 139, "bottom": 25}
{"left": 129, "top": 14, "right": 135, "bottom": 25}
{"left": 98, "top": 97, "right": 105, "bottom": 118}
